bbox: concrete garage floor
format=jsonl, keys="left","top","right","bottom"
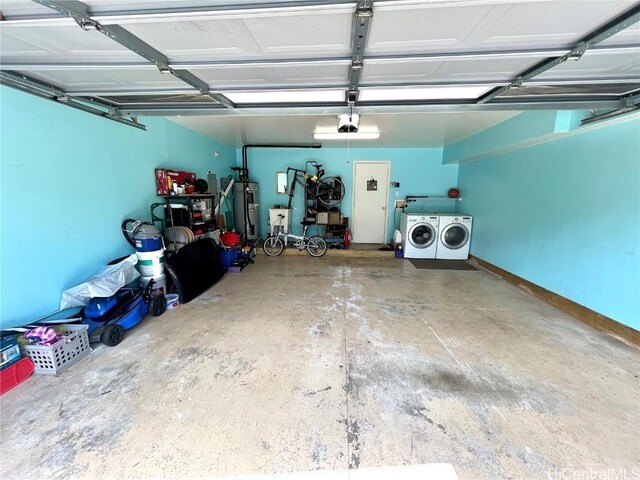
{"left": 1, "top": 256, "right": 638, "bottom": 479}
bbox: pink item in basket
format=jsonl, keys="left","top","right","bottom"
{"left": 24, "top": 327, "right": 64, "bottom": 346}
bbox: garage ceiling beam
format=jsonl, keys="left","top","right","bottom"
{"left": 3, "top": 43, "right": 638, "bottom": 71}
{"left": 31, "top": 0, "right": 236, "bottom": 109}
{"left": 0, "top": 71, "right": 146, "bottom": 130}
{"left": 116, "top": 98, "right": 625, "bottom": 117}
{"left": 580, "top": 104, "right": 640, "bottom": 126}
{"left": 477, "top": 4, "right": 640, "bottom": 104}
{"left": 59, "top": 77, "right": 640, "bottom": 98}
{"left": 346, "top": 0, "right": 373, "bottom": 105}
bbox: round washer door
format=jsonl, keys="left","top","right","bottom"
{"left": 409, "top": 223, "right": 437, "bottom": 249}
{"left": 441, "top": 223, "right": 469, "bottom": 249}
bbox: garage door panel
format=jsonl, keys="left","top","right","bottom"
{"left": 190, "top": 62, "right": 349, "bottom": 89}
{"left": 0, "top": 0, "right": 56, "bottom": 18}
{"left": 118, "top": 9, "right": 352, "bottom": 62}
{"left": 272, "top": 63, "right": 349, "bottom": 85}
{"left": 370, "top": 1, "right": 639, "bottom": 54}
{"left": 21, "top": 67, "right": 185, "bottom": 92}
{"left": 84, "top": 0, "right": 220, "bottom": 14}
{"left": 0, "top": 30, "right": 60, "bottom": 59}
{"left": 0, "top": 24, "right": 142, "bottom": 63}
{"left": 600, "top": 23, "right": 640, "bottom": 47}
{"left": 538, "top": 49, "right": 640, "bottom": 80}
{"left": 120, "top": 19, "right": 248, "bottom": 62}
{"left": 369, "top": 2, "right": 495, "bottom": 53}
{"left": 189, "top": 66, "right": 279, "bottom": 88}
{"left": 362, "top": 56, "right": 547, "bottom": 84}
{"left": 242, "top": 10, "right": 352, "bottom": 56}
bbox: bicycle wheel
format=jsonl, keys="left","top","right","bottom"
{"left": 316, "top": 176, "right": 345, "bottom": 207}
{"left": 263, "top": 236, "right": 284, "bottom": 256}
{"left": 307, "top": 236, "right": 327, "bottom": 257}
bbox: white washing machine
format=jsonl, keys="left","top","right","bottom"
{"left": 436, "top": 215, "right": 473, "bottom": 260}
{"left": 401, "top": 213, "right": 439, "bottom": 259}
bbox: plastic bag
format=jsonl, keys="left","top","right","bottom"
{"left": 60, "top": 254, "right": 140, "bottom": 309}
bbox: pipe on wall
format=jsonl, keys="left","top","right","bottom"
{"left": 238, "top": 143, "right": 322, "bottom": 240}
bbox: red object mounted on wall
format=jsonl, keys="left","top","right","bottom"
{"left": 155, "top": 169, "right": 196, "bottom": 195}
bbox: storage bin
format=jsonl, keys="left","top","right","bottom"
{"left": 329, "top": 211, "right": 341, "bottom": 225}
{"left": 19, "top": 325, "right": 92, "bottom": 376}
{"left": 220, "top": 248, "right": 239, "bottom": 269}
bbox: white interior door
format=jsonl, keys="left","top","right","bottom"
{"left": 352, "top": 161, "right": 390, "bottom": 244}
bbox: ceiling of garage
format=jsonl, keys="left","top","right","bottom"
{"left": 1, "top": 0, "right": 639, "bottom": 146}
{"left": 170, "top": 110, "right": 520, "bottom": 147}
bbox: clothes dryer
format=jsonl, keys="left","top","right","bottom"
{"left": 436, "top": 215, "right": 472, "bottom": 260}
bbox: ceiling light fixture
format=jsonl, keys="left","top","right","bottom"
{"left": 358, "top": 86, "right": 491, "bottom": 101}
{"left": 338, "top": 113, "right": 360, "bottom": 132}
{"left": 314, "top": 132, "right": 380, "bottom": 140}
{"left": 222, "top": 89, "right": 344, "bottom": 104}
{"left": 314, "top": 110, "right": 379, "bottom": 140}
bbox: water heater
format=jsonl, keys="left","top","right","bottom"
{"left": 233, "top": 182, "right": 260, "bottom": 241}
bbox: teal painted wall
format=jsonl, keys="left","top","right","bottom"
{"left": 0, "top": 86, "right": 235, "bottom": 328}
{"left": 456, "top": 118, "right": 640, "bottom": 330}
{"left": 237, "top": 147, "right": 459, "bottom": 241}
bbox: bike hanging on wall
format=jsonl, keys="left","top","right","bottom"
{"left": 286, "top": 161, "right": 345, "bottom": 209}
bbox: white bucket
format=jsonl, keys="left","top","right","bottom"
{"left": 136, "top": 249, "right": 165, "bottom": 277}
{"left": 140, "top": 274, "right": 167, "bottom": 297}
{"left": 165, "top": 293, "right": 180, "bottom": 309}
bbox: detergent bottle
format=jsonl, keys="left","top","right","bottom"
{"left": 393, "top": 229, "right": 402, "bottom": 245}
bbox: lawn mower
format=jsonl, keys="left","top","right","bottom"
{"left": 82, "top": 279, "right": 166, "bottom": 346}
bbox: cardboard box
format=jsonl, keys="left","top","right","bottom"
{"left": 329, "top": 211, "right": 341, "bottom": 225}
{"left": 155, "top": 169, "right": 196, "bottom": 195}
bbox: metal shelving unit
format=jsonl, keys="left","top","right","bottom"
{"left": 303, "top": 181, "right": 344, "bottom": 242}
{"left": 160, "top": 194, "right": 217, "bottom": 252}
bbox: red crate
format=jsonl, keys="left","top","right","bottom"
{"left": 0, "top": 357, "right": 34, "bottom": 395}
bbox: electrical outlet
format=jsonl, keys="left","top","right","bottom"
{"left": 395, "top": 199, "right": 406, "bottom": 208}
